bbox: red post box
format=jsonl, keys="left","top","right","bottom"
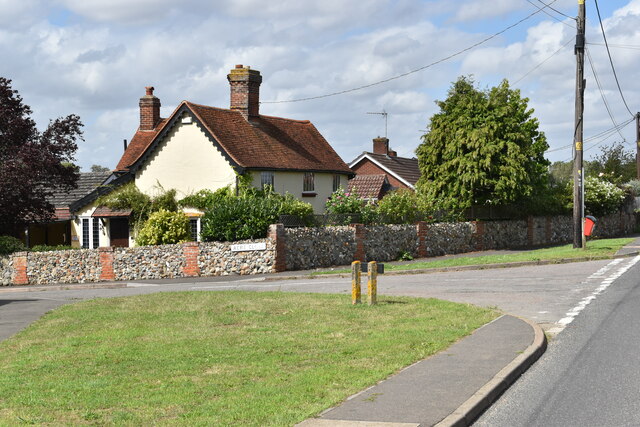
{"left": 584, "top": 215, "right": 597, "bottom": 237}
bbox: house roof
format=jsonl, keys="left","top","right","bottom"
{"left": 349, "top": 152, "right": 420, "bottom": 189}
{"left": 348, "top": 174, "right": 391, "bottom": 200}
{"left": 48, "top": 171, "right": 112, "bottom": 208}
{"left": 115, "top": 119, "right": 168, "bottom": 171}
{"left": 116, "top": 102, "right": 353, "bottom": 176}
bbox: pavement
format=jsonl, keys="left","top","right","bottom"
{"left": 1, "top": 236, "right": 639, "bottom": 426}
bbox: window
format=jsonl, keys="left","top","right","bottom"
{"left": 333, "top": 174, "right": 341, "bottom": 192}
{"left": 189, "top": 218, "right": 201, "bottom": 242}
{"left": 82, "top": 219, "right": 89, "bottom": 249}
{"left": 261, "top": 171, "right": 274, "bottom": 189}
{"left": 81, "top": 217, "right": 101, "bottom": 249}
{"left": 92, "top": 218, "right": 100, "bottom": 249}
{"left": 303, "top": 172, "right": 315, "bottom": 193}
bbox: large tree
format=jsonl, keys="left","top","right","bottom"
{"left": 416, "top": 76, "right": 549, "bottom": 212}
{"left": 0, "top": 77, "right": 82, "bottom": 235}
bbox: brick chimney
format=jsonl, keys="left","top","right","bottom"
{"left": 139, "top": 86, "right": 161, "bottom": 131}
{"left": 227, "top": 64, "right": 262, "bottom": 120}
{"left": 373, "top": 137, "right": 390, "bottom": 155}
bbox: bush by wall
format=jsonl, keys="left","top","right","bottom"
{"left": 0, "top": 236, "right": 25, "bottom": 255}
{"left": 135, "top": 209, "right": 190, "bottom": 246}
{"left": 200, "top": 189, "right": 313, "bottom": 242}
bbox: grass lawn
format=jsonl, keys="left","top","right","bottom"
{"left": 0, "top": 291, "right": 497, "bottom": 426}
{"left": 313, "top": 237, "right": 634, "bottom": 275}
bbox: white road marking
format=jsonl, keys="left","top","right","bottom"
{"left": 549, "top": 255, "right": 640, "bottom": 335}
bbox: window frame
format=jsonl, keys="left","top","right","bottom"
{"left": 189, "top": 218, "right": 201, "bottom": 242}
{"left": 81, "top": 217, "right": 100, "bottom": 249}
{"left": 261, "top": 171, "right": 275, "bottom": 190}
{"left": 332, "top": 174, "right": 341, "bottom": 192}
{"left": 302, "top": 172, "right": 316, "bottom": 196}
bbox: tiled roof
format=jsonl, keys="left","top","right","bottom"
{"left": 351, "top": 153, "right": 420, "bottom": 187}
{"left": 117, "top": 102, "right": 353, "bottom": 175}
{"left": 48, "top": 171, "right": 112, "bottom": 208}
{"left": 348, "top": 174, "right": 390, "bottom": 200}
{"left": 92, "top": 207, "right": 132, "bottom": 217}
{"left": 188, "top": 102, "right": 352, "bottom": 173}
{"left": 115, "top": 119, "right": 168, "bottom": 171}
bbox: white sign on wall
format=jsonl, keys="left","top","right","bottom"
{"left": 230, "top": 242, "right": 267, "bottom": 252}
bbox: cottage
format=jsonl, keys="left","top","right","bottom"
{"left": 64, "top": 65, "right": 352, "bottom": 248}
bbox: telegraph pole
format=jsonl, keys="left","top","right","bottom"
{"left": 636, "top": 112, "right": 640, "bottom": 179}
{"left": 573, "top": 0, "right": 586, "bottom": 249}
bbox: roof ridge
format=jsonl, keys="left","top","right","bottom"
{"left": 259, "top": 114, "right": 311, "bottom": 124}
{"left": 184, "top": 101, "right": 237, "bottom": 114}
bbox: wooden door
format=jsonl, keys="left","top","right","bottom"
{"left": 109, "top": 218, "right": 130, "bottom": 247}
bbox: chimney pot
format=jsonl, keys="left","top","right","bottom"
{"left": 373, "top": 137, "right": 390, "bottom": 155}
{"left": 227, "top": 64, "right": 262, "bottom": 120}
{"left": 139, "top": 86, "right": 161, "bottom": 131}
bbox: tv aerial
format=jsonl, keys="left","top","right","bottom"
{"left": 367, "top": 110, "right": 388, "bottom": 138}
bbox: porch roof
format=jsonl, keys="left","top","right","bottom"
{"left": 92, "top": 207, "right": 132, "bottom": 218}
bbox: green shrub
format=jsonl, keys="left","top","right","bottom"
{"left": 179, "top": 187, "right": 234, "bottom": 210}
{"left": 135, "top": 210, "right": 190, "bottom": 246}
{"left": 200, "top": 190, "right": 314, "bottom": 242}
{"left": 377, "top": 189, "right": 430, "bottom": 224}
{"left": 280, "top": 193, "right": 314, "bottom": 218}
{"left": 30, "top": 245, "right": 76, "bottom": 252}
{"left": 326, "top": 188, "right": 365, "bottom": 214}
{"left": 625, "top": 179, "right": 640, "bottom": 197}
{"left": 584, "top": 176, "right": 626, "bottom": 217}
{"left": 0, "top": 236, "right": 25, "bottom": 255}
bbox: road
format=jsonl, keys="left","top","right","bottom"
{"left": 2, "top": 257, "right": 638, "bottom": 341}
{"left": 476, "top": 255, "right": 640, "bottom": 426}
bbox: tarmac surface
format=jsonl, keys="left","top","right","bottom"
{"left": 1, "top": 236, "right": 639, "bottom": 426}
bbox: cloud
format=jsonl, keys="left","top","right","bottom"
{"left": 57, "top": 0, "right": 177, "bottom": 24}
{"left": 1, "top": 0, "right": 638, "bottom": 170}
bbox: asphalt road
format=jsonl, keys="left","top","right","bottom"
{"left": 2, "top": 257, "right": 637, "bottom": 342}
{"left": 476, "top": 256, "right": 640, "bottom": 426}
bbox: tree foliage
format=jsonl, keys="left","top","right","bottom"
{"left": 0, "top": 77, "right": 82, "bottom": 235}
{"left": 587, "top": 142, "right": 636, "bottom": 184}
{"left": 90, "top": 164, "right": 110, "bottom": 173}
{"left": 416, "top": 76, "right": 549, "bottom": 212}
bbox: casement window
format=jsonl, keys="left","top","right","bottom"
{"left": 333, "top": 174, "right": 341, "bottom": 192}
{"left": 303, "top": 172, "right": 315, "bottom": 193}
{"left": 92, "top": 218, "right": 99, "bottom": 249}
{"left": 81, "top": 217, "right": 100, "bottom": 249}
{"left": 261, "top": 171, "right": 274, "bottom": 189}
{"left": 189, "top": 218, "right": 201, "bottom": 242}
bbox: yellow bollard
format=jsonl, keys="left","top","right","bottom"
{"left": 368, "top": 261, "right": 377, "bottom": 306}
{"left": 351, "top": 261, "right": 361, "bottom": 305}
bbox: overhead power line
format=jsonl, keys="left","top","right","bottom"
{"left": 588, "top": 42, "right": 640, "bottom": 50}
{"left": 547, "top": 117, "right": 635, "bottom": 155}
{"left": 585, "top": 47, "right": 626, "bottom": 142}
{"left": 525, "top": 0, "right": 575, "bottom": 28}
{"left": 593, "top": 0, "right": 635, "bottom": 117}
{"left": 512, "top": 37, "right": 574, "bottom": 85}
{"left": 536, "top": 0, "right": 576, "bottom": 20}
{"left": 262, "top": 0, "right": 561, "bottom": 104}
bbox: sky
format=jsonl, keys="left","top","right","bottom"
{"left": 1, "top": 0, "right": 639, "bottom": 172}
